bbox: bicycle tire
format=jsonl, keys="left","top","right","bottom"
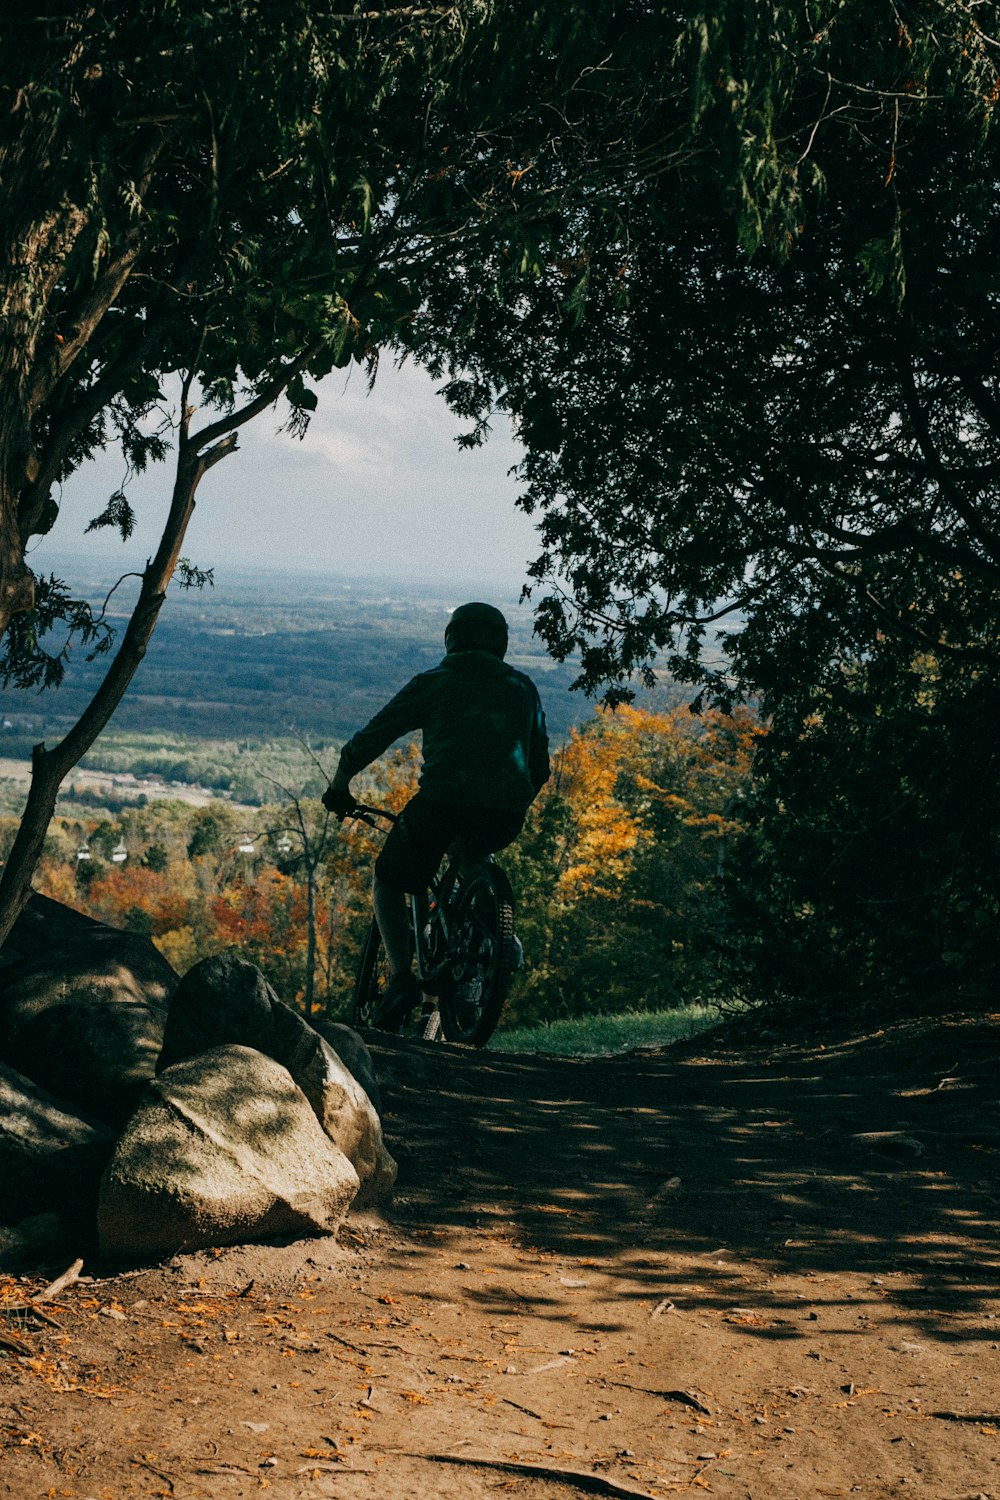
{"left": 352, "top": 920, "right": 389, "bottom": 1029}
{"left": 419, "top": 1006, "right": 443, "bottom": 1042}
{"left": 439, "top": 862, "right": 516, "bottom": 1047}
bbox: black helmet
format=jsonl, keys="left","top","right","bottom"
{"left": 445, "top": 601, "right": 509, "bottom": 658}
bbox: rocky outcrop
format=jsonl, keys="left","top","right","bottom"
{"left": 0, "top": 896, "right": 177, "bottom": 1126}
{"left": 98, "top": 1046, "right": 360, "bottom": 1260}
{"left": 0, "top": 1061, "right": 114, "bottom": 1220}
{"left": 158, "top": 954, "right": 396, "bottom": 1207}
{"left": 0, "top": 901, "right": 397, "bottom": 1267}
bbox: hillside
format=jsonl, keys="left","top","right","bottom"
{"left": 0, "top": 568, "right": 616, "bottom": 752}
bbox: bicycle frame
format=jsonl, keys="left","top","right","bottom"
{"left": 348, "top": 801, "right": 517, "bottom": 1046}
{"left": 349, "top": 804, "right": 467, "bottom": 993}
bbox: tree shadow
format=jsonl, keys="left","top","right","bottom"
{"left": 366, "top": 1016, "right": 1000, "bottom": 1349}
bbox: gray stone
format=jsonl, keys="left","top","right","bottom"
{"left": 0, "top": 903, "right": 177, "bottom": 1126}
{"left": 98, "top": 1045, "right": 360, "bottom": 1261}
{"left": 157, "top": 954, "right": 396, "bottom": 1207}
{"left": 157, "top": 950, "right": 275, "bottom": 1072}
{"left": 0, "top": 1211, "right": 74, "bottom": 1271}
{"left": 313, "top": 1020, "right": 383, "bottom": 1113}
{"left": 271, "top": 1001, "right": 396, "bottom": 1209}
{"left": 0, "top": 1061, "right": 114, "bottom": 1221}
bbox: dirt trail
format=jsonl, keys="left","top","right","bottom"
{"left": 2, "top": 1016, "right": 1000, "bottom": 1500}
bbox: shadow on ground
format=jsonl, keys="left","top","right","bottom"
{"left": 365, "top": 1014, "right": 1000, "bottom": 1348}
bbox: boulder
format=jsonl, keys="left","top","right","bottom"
{"left": 270, "top": 1002, "right": 396, "bottom": 1209}
{"left": 98, "top": 1045, "right": 360, "bottom": 1261}
{"left": 158, "top": 954, "right": 396, "bottom": 1207}
{"left": 313, "top": 1020, "right": 383, "bottom": 1113}
{"left": 0, "top": 898, "right": 177, "bottom": 1126}
{"left": 0, "top": 892, "right": 103, "bottom": 969}
{"left": 0, "top": 1212, "right": 75, "bottom": 1271}
{"left": 0, "top": 1061, "right": 115, "bottom": 1221}
{"left": 156, "top": 950, "right": 275, "bottom": 1069}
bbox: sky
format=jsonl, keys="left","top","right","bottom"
{"left": 33, "top": 358, "right": 542, "bottom": 589}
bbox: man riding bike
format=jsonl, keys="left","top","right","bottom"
{"left": 322, "top": 602, "right": 550, "bottom": 1030}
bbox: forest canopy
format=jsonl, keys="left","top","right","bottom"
{"left": 418, "top": 3, "right": 1000, "bottom": 706}
{"left": 1, "top": 3, "right": 998, "bottom": 998}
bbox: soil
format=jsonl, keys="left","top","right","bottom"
{"left": 2, "top": 1014, "right": 1000, "bottom": 1500}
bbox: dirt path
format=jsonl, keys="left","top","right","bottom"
{"left": 3, "top": 1016, "right": 1000, "bottom": 1499}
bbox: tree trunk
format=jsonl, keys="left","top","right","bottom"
{"left": 0, "top": 500, "right": 34, "bottom": 637}
{"left": 0, "top": 432, "right": 235, "bottom": 955}
{"left": 305, "top": 867, "right": 317, "bottom": 1018}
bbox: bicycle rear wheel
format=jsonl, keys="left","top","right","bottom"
{"left": 439, "top": 862, "right": 516, "bottom": 1047}
{"left": 352, "top": 920, "right": 391, "bottom": 1029}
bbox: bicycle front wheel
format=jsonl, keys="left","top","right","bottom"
{"left": 352, "top": 920, "right": 390, "bottom": 1029}
{"left": 439, "top": 863, "right": 516, "bottom": 1047}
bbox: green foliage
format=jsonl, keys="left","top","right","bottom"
{"left": 409, "top": 4, "right": 1000, "bottom": 712}
{"left": 0, "top": 0, "right": 686, "bottom": 686}
{"left": 726, "top": 627, "right": 1000, "bottom": 1008}
{"left": 491, "top": 1005, "right": 726, "bottom": 1056}
{"left": 142, "top": 841, "right": 169, "bottom": 873}
{"left": 186, "top": 810, "right": 224, "bottom": 861}
{"left": 503, "top": 704, "right": 758, "bottom": 1027}
{"left": 0, "top": 576, "right": 115, "bottom": 691}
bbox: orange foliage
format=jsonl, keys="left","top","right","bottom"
{"left": 550, "top": 704, "right": 760, "bottom": 900}
{"left": 84, "top": 864, "right": 197, "bottom": 937}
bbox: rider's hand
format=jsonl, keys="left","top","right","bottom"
{"left": 322, "top": 781, "right": 357, "bottom": 820}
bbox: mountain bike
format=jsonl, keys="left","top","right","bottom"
{"left": 349, "top": 805, "right": 518, "bottom": 1047}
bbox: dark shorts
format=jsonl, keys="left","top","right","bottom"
{"left": 374, "top": 792, "right": 526, "bottom": 893}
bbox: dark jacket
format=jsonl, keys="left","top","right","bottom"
{"left": 337, "top": 650, "right": 550, "bottom": 808}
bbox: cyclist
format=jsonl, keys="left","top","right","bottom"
{"left": 323, "top": 601, "right": 550, "bottom": 1028}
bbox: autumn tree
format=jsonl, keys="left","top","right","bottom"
{"left": 504, "top": 705, "right": 759, "bottom": 1024}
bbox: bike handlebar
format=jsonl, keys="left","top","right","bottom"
{"left": 347, "top": 803, "right": 398, "bottom": 829}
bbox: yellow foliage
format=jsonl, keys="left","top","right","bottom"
{"left": 545, "top": 702, "right": 756, "bottom": 902}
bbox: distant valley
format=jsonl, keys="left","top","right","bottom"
{"left": 0, "top": 568, "right": 682, "bottom": 802}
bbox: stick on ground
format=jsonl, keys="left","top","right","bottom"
{"left": 32, "top": 1258, "right": 84, "bottom": 1303}
{"left": 402, "top": 1451, "right": 665, "bottom": 1499}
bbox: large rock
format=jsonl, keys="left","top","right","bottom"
{"left": 0, "top": 1061, "right": 115, "bottom": 1221}
{"left": 0, "top": 1212, "right": 75, "bottom": 1271}
{"left": 313, "top": 1020, "right": 383, "bottom": 1113}
{"left": 98, "top": 1045, "right": 360, "bottom": 1260}
{"left": 0, "top": 893, "right": 103, "bottom": 969}
{"left": 158, "top": 954, "right": 396, "bottom": 1207}
{"left": 156, "top": 951, "right": 275, "bottom": 1067}
{"left": 0, "top": 897, "right": 177, "bottom": 1126}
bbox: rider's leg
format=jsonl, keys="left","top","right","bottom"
{"left": 373, "top": 873, "right": 412, "bottom": 977}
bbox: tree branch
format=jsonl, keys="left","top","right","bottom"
{"left": 190, "top": 340, "right": 328, "bottom": 452}
{"left": 0, "top": 419, "right": 242, "bottom": 948}
{"left": 19, "top": 315, "right": 169, "bottom": 542}
{"left": 897, "top": 357, "right": 1000, "bottom": 566}
{"left": 27, "top": 230, "right": 145, "bottom": 414}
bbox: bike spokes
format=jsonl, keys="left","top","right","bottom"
{"left": 440, "top": 865, "right": 516, "bottom": 1046}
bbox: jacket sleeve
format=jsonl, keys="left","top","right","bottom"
{"left": 528, "top": 691, "right": 551, "bottom": 795}
{"left": 336, "top": 675, "right": 426, "bottom": 781}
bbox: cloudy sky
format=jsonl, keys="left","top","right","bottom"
{"left": 34, "top": 358, "right": 541, "bottom": 588}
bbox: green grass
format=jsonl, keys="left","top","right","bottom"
{"left": 489, "top": 1004, "right": 728, "bottom": 1056}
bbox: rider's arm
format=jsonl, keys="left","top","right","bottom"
{"left": 334, "top": 674, "right": 427, "bottom": 785}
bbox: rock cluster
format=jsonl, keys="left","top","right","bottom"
{"left": 0, "top": 896, "right": 395, "bottom": 1267}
